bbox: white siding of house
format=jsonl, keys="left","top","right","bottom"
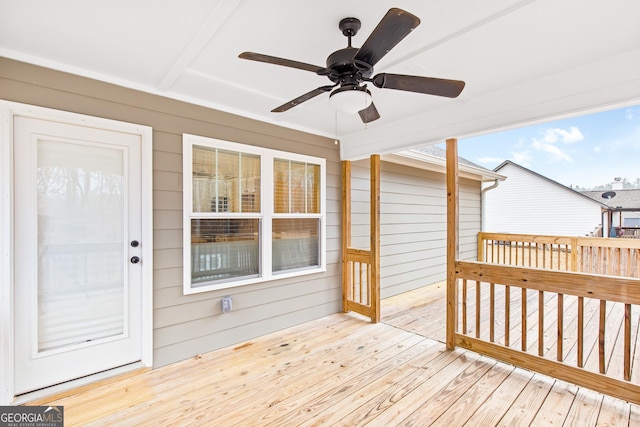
{"left": 351, "top": 160, "right": 481, "bottom": 299}
{"left": 484, "top": 162, "right": 602, "bottom": 236}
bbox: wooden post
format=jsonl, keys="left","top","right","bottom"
{"left": 370, "top": 154, "right": 381, "bottom": 323}
{"left": 341, "top": 160, "right": 351, "bottom": 313}
{"left": 446, "top": 139, "right": 459, "bottom": 350}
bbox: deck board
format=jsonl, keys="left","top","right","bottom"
{"left": 29, "top": 282, "right": 640, "bottom": 426}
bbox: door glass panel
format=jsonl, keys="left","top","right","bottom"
{"left": 37, "top": 140, "right": 125, "bottom": 352}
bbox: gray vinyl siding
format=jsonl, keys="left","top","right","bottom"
{"left": 0, "top": 57, "right": 341, "bottom": 368}
{"left": 351, "top": 159, "right": 481, "bottom": 299}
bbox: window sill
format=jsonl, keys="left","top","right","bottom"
{"left": 183, "top": 266, "right": 326, "bottom": 295}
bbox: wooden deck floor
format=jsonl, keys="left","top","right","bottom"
{"left": 32, "top": 282, "right": 640, "bottom": 426}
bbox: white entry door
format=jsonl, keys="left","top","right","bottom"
{"left": 13, "top": 115, "right": 144, "bottom": 395}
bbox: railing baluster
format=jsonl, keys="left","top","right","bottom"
{"left": 617, "top": 248, "right": 622, "bottom": 276}
{"left": 490, "top": 283, "right": 495, "bottom": 342}
{"left": 578, "top": 296, "right": 584, "bottom": 368}
{"left": 538, "top": 290, "right": 544, "bottom": 356}
{"left": 366, "top": 263, "right": 371, "bottom": 306}
{"left": 599, "top": 246, "right": 604, "bottom": 275}
{"left": 493, "top": 240, "right": 497, "bottom": 263}
{"left": 351, "top": 261, "right": 360, "bottom": 301}
{"left": 557, "top": 293, "right": 564, "bottom": 361}
{"left": 522, "top": 288, "right": 527, "bottom": 351}
{"left": 359, "top": 262, "right": 364, "bottom": 304}
{"left": 625, "top": 303, "right": 631, "bottom": 381}
{"left": 505, "top": 285, "right": 510, "bottom": 347}
{"left": 462, "top": 279, "right": 468, "bottom": 335}
{"left": 502, "top": 241, "right": 506, "bottom": 265}
{"left": 599, "top": 300, "right": 606, "bottom": 374}
{"left": 476, "top": 280, "right": 481, "bottom": 338}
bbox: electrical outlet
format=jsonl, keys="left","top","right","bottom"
{"left": 221, "top": 295, "right": 233, "bottom": 313}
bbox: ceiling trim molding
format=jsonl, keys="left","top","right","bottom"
{"left": 157, "top": 0, "right": 244, "bottom": 91}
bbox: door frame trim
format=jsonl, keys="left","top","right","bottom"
{"left": 0, "top": 101, "right": 153, "bottom": 404}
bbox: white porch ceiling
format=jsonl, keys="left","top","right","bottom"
{"left": 1, "top": 0, "right": 639, "bottom": 160}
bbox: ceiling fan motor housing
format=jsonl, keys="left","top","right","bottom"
{"left": 324, "top": 47, "right": 373, "bottom": 86}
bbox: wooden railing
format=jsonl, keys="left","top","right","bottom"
{"left": 341, "top": 156, "right": 380, "bottom": 323}
{"left": 456, "top": 233, "right": 640, "bottom": 403}
{"left": 478, "top": 232, "right": 640, "bottom": 278}
{"left": 343, "top": 248, "right": 378, "bottom": 320}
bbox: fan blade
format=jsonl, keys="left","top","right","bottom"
{"left": 239, "top": 52, "right": 324, "bottom": 73}
{"left": 271, "top": 85, "right": 335, "bottom": 112}
{"left": 372, "top": 73, "right": 465, "bottom": 98}
{"left": 353, "top": 8, "right": 420, "bottom": 67}
{"left": 358, "top": 103, "right": 380, "bottom": 123}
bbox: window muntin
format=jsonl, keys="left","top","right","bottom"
{"left": 184, "top": 134, "right": 325, "bottom": 294}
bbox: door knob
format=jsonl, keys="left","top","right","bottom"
{"left": 130, "top": 256, "right": 140, "bottom": 264}
{"left": 131, "top": 240, "right": 139, "bottom": 247}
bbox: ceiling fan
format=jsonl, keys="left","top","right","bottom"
{"left": 239, "top": 7, "right": 465, "bottom": 123}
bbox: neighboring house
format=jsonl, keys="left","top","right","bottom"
{"left": 350, "top": 146, "right": 502, "bottom": 298}
{"left": 484, "top": 161, "right": 606, "bottom": 236}
{"left": 582, "top": 187, "right": 640, "bottom": 238}
{"left": 0, "top": 59, "right": 503, "bottom": 402}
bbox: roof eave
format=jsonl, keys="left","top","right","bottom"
{"left": 384, "top": 151, "right": 506, "bottom": 182}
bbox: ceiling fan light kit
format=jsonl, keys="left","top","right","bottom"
{"left": 329, "top": 85, "right": 373, "bottom": 114}
{"left": 239, "top": 8, "right": 465, "bottom": 123}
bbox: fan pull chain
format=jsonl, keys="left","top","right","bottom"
{"left": 334, "top": 110, "right": 339, "bottom": 145}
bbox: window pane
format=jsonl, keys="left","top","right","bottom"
{"left": 192, "top": 146, "right": 260, "bottom": 213}
{"left": 241, "top": 154, "right": 260, "bottom": 213}
{"left": 272, "top": 218, "right": 320, "bottom": 272}
{"left": 307, "top": 163, "right": 321, "bottom": 214}
{"left": 274, "top": 159, "right": 320, "bottom": 214}
{"left": 290, "top": 161, "right": 306, "bottom": 213}
{"left": 191, "top": 219, "right": 260, "bottom": 285}
{"left": 274, "top": 159, "right": 289, "bottom": 213}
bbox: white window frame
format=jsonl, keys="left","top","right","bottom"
{"left": 183, "top": 134, "right": 326, "bottom": 294}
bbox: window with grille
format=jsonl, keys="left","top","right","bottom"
{"left": 183, "top": 134, "right": 326, "bottom": 293}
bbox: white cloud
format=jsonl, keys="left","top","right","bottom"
{"left": 528, "top": 126, "right": 581, "bottom": 163}
{"left": 510, "top": 150, "right": 532, "bottom": 166}
{"left": 539, "top": 126, "right": 584, "bottom": 144}
{"left": 477, "top": 156, "right": 503, "bottom": 164}
{"left": 626, "top": 108, "right": 638, "bottom": 121}
{"left": 537, "top": 143, "right": 573, "bottom": 163}
{"left": 513, "top": 137, "right": 527, "bottom": 148}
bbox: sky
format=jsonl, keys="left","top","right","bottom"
{"left": 446, "top": 104, "right": 640, "bottom": 189}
